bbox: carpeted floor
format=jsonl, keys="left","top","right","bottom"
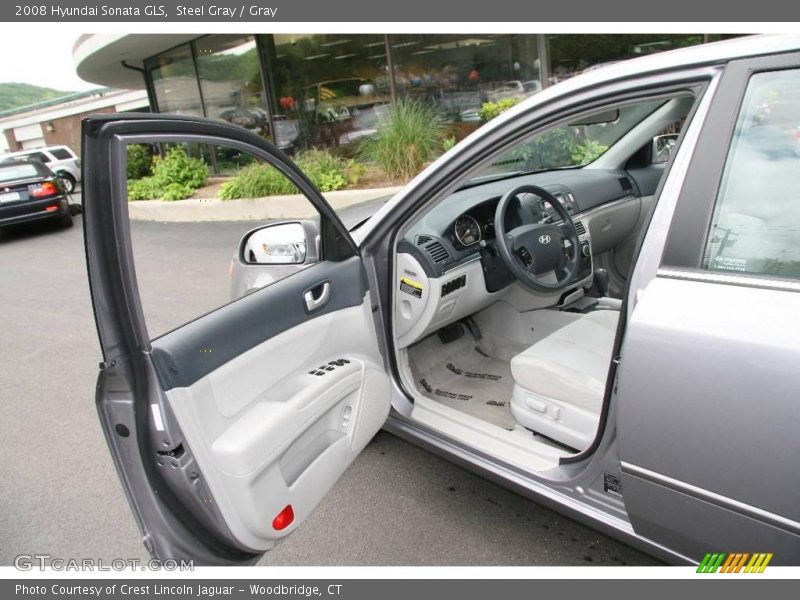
{"left": 407, "top": 330, "right": 517, "bottom": 430}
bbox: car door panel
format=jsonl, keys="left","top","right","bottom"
{"left": 618, "top": 52, "right": 800, "bottom": 563}
{"left": 150, "top": 256, "right": 366, "bottom": 392}
{"left": 82, "top": 114, "right": 390, "bottom": 563}
{"left": 162, "top": 295, "right": 390, "bottom": 550}
{"left": 619, "top": 276, "right": 800, "bottom": 560}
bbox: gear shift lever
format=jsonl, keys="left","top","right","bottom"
{"left": 593, "top": 268, "right": 609, "bottom": 298}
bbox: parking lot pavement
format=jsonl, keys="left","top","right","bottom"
{"left": 0, "top": 216, "right": 661, "bottom": 566}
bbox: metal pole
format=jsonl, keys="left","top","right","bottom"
{"left": 384, "top": 34, "right": 397, "bottom": 105}
{"left": 537, "top": 33, "right": 551, "bottom": 89}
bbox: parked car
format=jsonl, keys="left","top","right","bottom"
{"left": 0, "top": 144, "right": 81, "bottom": 193}
{"left": 81, "top": 35, "right": 800, "bottom": 566}
{"left": 0, "top": 159, "right": 72, "bottom": 230}
{"left": 485, "top": 79, "right": 542, "bottom": 103}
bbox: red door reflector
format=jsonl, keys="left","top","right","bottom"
{"left": 272, "top": 504, "right": 294, "bottom": 531}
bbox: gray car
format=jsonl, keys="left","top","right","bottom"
{"left": 82, "top": 34, "right": 800, "bottom": 566}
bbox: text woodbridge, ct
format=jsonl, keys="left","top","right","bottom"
{"left": 16, "top": 584, "right": 342, "bottom": 598}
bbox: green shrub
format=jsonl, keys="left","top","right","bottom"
{"left": 442, "top": 136, "right": 457, "bottom": 153}
{"left": 570, "top": 138, "right": 608, "bottom": 165}
{"left": 295, "top": 149, "right": 363, "bottom": 192}
{"left": 127, "top": 177, "right": 161, "bottom": 201}
{"left": 126, "top": 146, "right": 209, "bottom": 201}
{"left": 218, "top": 149, "right": 363, "bottom": 200}
{"left": 219, "top": 163, "right": 297, "bottom": 199}
{"left": 479, "top": 98, "right": 523, "bottom": 121}
{"left": 359, "top": 100, "right": 447, "bottom": 181}
{"left": 126, "top": 144, "right": 152, "bottom": 180}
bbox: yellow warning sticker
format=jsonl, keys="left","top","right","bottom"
{"left": 399, "top": 277, "right": 423, "bottom": 298}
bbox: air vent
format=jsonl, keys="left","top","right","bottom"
{"left": 424, "top": 240, "right": 450, "bottom": 264}
{"left": 575, "top": 221, "right": 586, "bottom": 236}
{"left": 415, "top": 234, "right": 432, "bottom": 245}
{"left": 618, "top": 176, "right": 634, "bottom": 192}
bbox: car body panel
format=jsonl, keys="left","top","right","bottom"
{"left": 617, "top": 50, "right": 800, "bottom": 564}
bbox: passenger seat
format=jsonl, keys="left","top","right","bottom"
{"left": 509, "top": 309, "right": 619, "bottom": 450}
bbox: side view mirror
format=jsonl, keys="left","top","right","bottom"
{"left": 652, "top": 133, "right": 679, "bottom": 164}
{"left": 241, "top": 221, "right": 309, "bottom": 265}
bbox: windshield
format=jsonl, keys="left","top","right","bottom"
{"left": 470, "top": 99, "right": 665, "bottom": 183}
{"left": 0, "top": 164, "right": 39, "bottom": 182}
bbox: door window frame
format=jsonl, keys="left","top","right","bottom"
{"left": 84, "top": 116, "right": 357, "bottom": 363}
{"left": 662, "top": 50, "right": 800, "bottom": 292}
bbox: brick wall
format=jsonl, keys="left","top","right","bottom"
{"left": 41, "top": 106, "right": 114, "bottom": 155}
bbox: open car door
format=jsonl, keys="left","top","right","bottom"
{"left": 82, "top": 114, "right": 391, "bottom": 564}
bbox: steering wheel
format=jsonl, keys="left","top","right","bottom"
{"left": 494, "top": 184, "right": 581, "bottom": 293}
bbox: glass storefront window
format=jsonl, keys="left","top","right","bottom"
{"left": 143, "top": 33, "right": 722, "bottom": 157}
{"left": 195, "top": 36, "right": 270, "bottom": 140}
{"left": 147, "top": 44, "right": 203, "bottom": 116}
{"left": 389, "top": 34, "right": 541, "bottom": 123}
{"left": 545, "top": 34, "right": 705, "bottom": 85}
{"left": 262, "top": 33, "right": 391, "bottom": 152}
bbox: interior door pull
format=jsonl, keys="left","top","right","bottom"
{"left": 304, "top": 281, "right": 330, "bottom": 312}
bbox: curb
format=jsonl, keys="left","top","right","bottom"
{"left": 127, "top": 185, "right": 403, "bottom": 222}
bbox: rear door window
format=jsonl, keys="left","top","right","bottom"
{"left": 49, "top": 148, "right": 74, "bottom": 160}
{"left": 703, "top": 69, "right": 800, "bottom": 280}
{"left": 0, "top": 164, "right": 40, "bottom": 181}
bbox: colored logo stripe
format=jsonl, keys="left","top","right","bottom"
{"left": 697, "top": 552, "right": 773, "bottom": 573}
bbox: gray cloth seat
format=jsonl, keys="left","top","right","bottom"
{"left": 509, "top": 309, "right": 619, "bottom": 450}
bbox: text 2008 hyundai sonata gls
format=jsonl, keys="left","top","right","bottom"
{"left": 81, "top": 35, "right": 800, "bottom": 565}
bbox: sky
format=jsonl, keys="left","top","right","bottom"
{"left": 0, "top": 32, "right": 97, "bottom": 91}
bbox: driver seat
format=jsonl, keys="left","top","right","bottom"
{"left": 509, "top": 309, "right": 619, "bottom": 450}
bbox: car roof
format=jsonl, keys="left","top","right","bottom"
{"left": 2, "top": 145, "right": 73, "bottom": 157}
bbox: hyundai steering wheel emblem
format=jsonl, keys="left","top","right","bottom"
{"left": 539, "top": 234, "right": 552, "bottom": 244}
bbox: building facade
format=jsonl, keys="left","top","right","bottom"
{"left": 74, "top": 33, "right": 737, "bottom": 154}
{"left": 0, "top": 88, "right": 149, "bottom": 154}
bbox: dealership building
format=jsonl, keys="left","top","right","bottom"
{"left": 74, "top": 33, "right": 735, "bottom": 152}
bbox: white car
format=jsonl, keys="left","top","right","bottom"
{"left": 0, "top": 144, "right": 81, "bottom": 193}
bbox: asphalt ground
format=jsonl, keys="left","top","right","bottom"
{"left": 0, "top": 210, "right": 661, "bottom": 566}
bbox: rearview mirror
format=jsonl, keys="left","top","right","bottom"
{"left": 568, "top": 109, "right": 620, "bottom": 127}
{"left": 652, "top": 133, "right": 679, "bottom": 164}
{"left": 241, "top": 221, "right": 308, "bottom": 265}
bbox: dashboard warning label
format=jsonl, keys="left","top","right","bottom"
{"left": 400, "top": 277, "right": 423, "bottom": 298}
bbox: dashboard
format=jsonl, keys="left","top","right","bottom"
{"left": 394, "top": 167, "right": 643, "bottom": 349}
{"left": 400, "top": 168, "right": 637, "bottom": 275}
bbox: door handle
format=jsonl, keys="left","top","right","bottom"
{"left": 303, "top": 281, "right": 330, "bottom": 312}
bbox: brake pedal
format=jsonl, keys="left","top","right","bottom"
{"left": 437, "top": 323, "right": 464, "bottom": 344}
{"left": 462, "top": 316, "right": 482, "bottom": 341}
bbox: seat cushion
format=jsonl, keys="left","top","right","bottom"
{"left": 510, "top": 309, "right": 618, "bottom": 412}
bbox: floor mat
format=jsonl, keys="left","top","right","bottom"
{"left": 408, "top": 332, "right": 517, "bottom": 430}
